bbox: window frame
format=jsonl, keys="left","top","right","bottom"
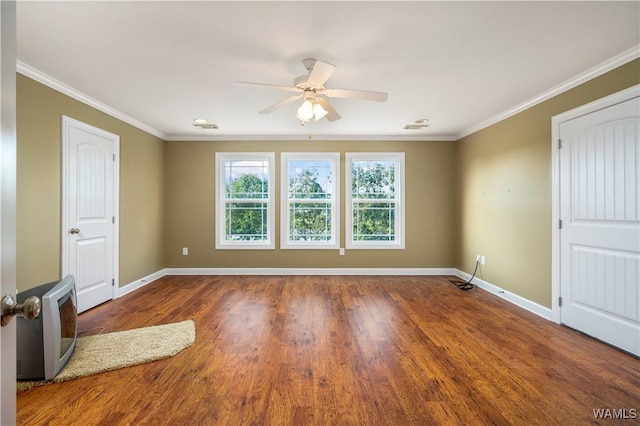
{"left": 215, "top": 152, "right": 275, "bottom": 250}
{"left": 345, "top": 152, "right": 405, "bottom": 250}
{"left": 280, "top": 152, "right": 340, "bottom": 250}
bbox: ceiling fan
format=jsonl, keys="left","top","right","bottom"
{"left": 237, "top": 58, "right": 388, "bottom": 123}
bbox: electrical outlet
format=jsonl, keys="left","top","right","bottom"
{"left": 476, "top": 254, "right": 480, "bottom": 262}
{"left": 340, "top": 248, "right": 345, "bottom": 256}
{"left": 480, "top": 255, "right": 486, "bottom": 266}
{"left": 182, "top": 247, "right": 188, "bottom": 256}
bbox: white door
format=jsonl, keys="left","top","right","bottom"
{"left": 62, "top": 117, "right": 119, "bottom": 314}
{"left": 1, "top": 1, "right": 17, "bottom": 424}
{"left": 559, "top": 93, "right": 640, "bottom": 356}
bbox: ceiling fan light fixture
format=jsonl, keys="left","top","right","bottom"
{"left": 297, "top": 100, "right": 314, "bottom": 121}
{"left": 313, "top": 102, "right": 328, "bottom": 121}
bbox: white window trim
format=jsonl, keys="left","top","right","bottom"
{"left": 215, "top": 152, "right": 275, "bottom": 249}
{"left": 345, "top": 152, "right": 405, "bottom": 250}
{"left": 281, "top": 152, "right": 340, "bottom": 250}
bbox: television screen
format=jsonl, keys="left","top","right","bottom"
{"left": 58, "top": 291, "right": 76, "bottom": 358}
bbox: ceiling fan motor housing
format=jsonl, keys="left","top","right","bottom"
{"left": 295, "top": 58, "right": 325, "bottom": 91}
{"left": 294, "top": 75, "right": 321, "bottom": 91}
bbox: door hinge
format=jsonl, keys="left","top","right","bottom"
{"left": 112, "top": 278, "right": 115, "bottom": 287}
{"left": 559, "top": 219, "right": 563, "bottom": 229}
{"left": 113, "top": 153, "right": 116, "bottom": 161}
{"left": 112, "top": 216, "right": 115, "bottom": 224}
{"left": 558, "top": 297, "right": 563, "bottom": 307}
{"left": 558, "top": 139, "right": 562, "bottom": 149}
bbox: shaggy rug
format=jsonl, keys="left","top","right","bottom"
{"left": 17, "top": 320, "right": 195, "bottom": 391}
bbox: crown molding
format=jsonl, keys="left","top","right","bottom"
{"left": 163, "top": 134, "right": 457, "bottom": 142}
{"left": 456, "top": 44, "right": 640, "bottom": 140}
{"left": 17, "top": 61, "right": 167, "bottom": 140}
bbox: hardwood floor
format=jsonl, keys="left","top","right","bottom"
{"left": 17, "top": 275, "right": 640, "bottom": 425}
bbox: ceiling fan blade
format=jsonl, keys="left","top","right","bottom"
{"left": 259, "top": 94, "right": 303, "bottom": 114}
{"left": 323, "top": 88, "right": 388, "bottom": 102}
{"left": 307, "top": 61, "right": 336, "bottom": 87}
{"left": 315, "top": 98, "right": 341, "bottom": 122}
{"left": 235, "top": 81, "right": 301, "bottom": 92}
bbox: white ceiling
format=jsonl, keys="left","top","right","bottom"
{"left": 16, "top": 1, "right": 640, "bottom": 141}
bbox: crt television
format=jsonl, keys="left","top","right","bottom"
{"left": 16, "top": 275, "right": 78, "bottom": 380}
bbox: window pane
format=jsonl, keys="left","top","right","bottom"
{"left": 351, "top": 161, "right": 395, "bottom": 200}
{"left": 225, "top": 202, "right": 268, "bottom": 241}
{"left": 289, "top": 202, "right": 332, "bottom": 241}
{"left": 288, "top": 160, "right": 332, "bottom": 200}
{"left": 352, "top": 202, "right": 396, "bottom": 241}
{"left": 225, "top": 160, "right": 269, "bottom": 199}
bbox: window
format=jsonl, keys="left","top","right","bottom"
{"left": 215, "top": 153, "right": 275, "bottom": 249}
{"left": 281, "top": 153, "right": 340, "bottom": 249}
{"left": 346, "top": 152, "right": 405, "bottom": 249}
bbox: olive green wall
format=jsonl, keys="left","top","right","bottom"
{"left": 16, "top": 74, "right": 165, "bottom": 291}
{"left": 164, "top": 140, "right": 456, "bottom": 268}
{"left": 455, "top": 59, "right": 640, "bottom": 308}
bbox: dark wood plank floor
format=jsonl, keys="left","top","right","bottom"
{"left": 17, "top": 275, "right": 640, "bottom": 425}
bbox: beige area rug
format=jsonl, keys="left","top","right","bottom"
{"left": 17, "top": 320, "right": 195, "bottom": 391}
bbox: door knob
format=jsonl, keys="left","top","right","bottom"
{"left": 1, "top": 294, "right": 41, "bottom": 326}
{"left": 70, "top": 228, "right": 80, "bottom": 234}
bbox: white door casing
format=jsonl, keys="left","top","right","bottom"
{"left": 62, "top": 117, "right": 119, "bottom": 314}
{"left": 552, "top": 85, "right": 640, "bottom": 356}
{"left": 0, "top": 2, "right": 17, "bottom": 423}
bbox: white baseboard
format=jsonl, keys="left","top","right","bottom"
{"left": 455, "top": 269, "right": 552, "bottom": 321}
{"left": 164, "top": 267, "right": 456, "bottom": 276}
{"left": 117, "top": 268, "right": 168, "bottom": 298}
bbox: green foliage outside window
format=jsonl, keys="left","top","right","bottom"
{"left": 221, "top": 157, "right": 399, "bottom": 243}
{"left": 288, "top": 168, "right": 332, "bottom": 241}
{"left": 225, "top": 173, "right": 268, "bottom": 240}
{"left": 226, "top": 173, "right": 268, "bottom": 199}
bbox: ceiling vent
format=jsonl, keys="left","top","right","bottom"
{"left": 193, "top": 118, "right": 218, "bottom": 130}
{"left": 404, "top": 118, "right": 429, "bottom": 130}
{"left": 193, "top": 123, "right": 218, "bottom": 130}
